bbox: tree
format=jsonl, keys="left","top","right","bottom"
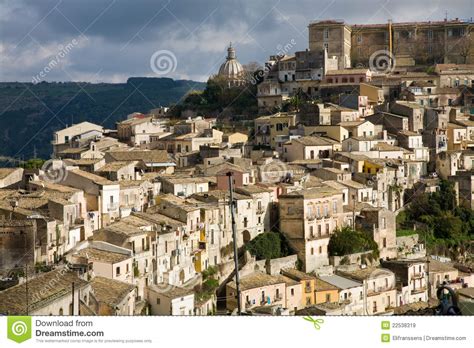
{"left": 19, "top": 158, "right": 45, "bottom": 169}
{"left": 433, "top": 212, "right": 463, "bottom": 240}
{"left": 328, "top": 226, "right": 379, "bottom": 257}
{"left": 245, "top": 232, "right": 289, "bottom": 260}
{"left": 458, "top": 34, "right": 471, "bottom": 64}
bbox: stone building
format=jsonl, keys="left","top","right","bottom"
{"left": 279, "top": 186, "right": 344, "bottom": 272}
{"left": 309, "top": 19, "right": 474, "bottom": 67}
{"left": 0, "top": 219, "right": 36, "bottom": 277}
{"left": 218, "top": 43, "right": 246, "bottom": 87}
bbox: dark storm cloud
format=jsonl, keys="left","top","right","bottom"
{"left": 0, "top": 0, "right": 472, "bottom": 82}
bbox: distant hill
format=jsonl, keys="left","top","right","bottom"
{"left": 0, "top": 77, "right": 206, "bottom": 161}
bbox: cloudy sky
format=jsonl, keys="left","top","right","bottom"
{"left": 1, "top": 0, "right": 472, "bottom": 83}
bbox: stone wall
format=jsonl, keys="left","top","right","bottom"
{"left": 266, "top": 254, "right": 298, "bottom": 275}
{"left": 329, "top": 250, "right": 378, "bottom": 267}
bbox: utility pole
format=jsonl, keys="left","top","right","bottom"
{"left": 227, "top": 172, "right": 241, "bottom": 315}
{"left": 71, "top": 282, "right": 75, "bottom": 315}
{"left": 25, "top": 264, "right": 29, "bottom": 315}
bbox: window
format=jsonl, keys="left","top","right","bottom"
{"left": 156, "top": 298, "right": 160, "bottom": 305}
{"left": 311, "top": 247, "right": 314, "bottom": 255}
{"left": 116, "top": 266, "right": 121, "bottom": 276}
{"left": 325, "top": 293, "right": 331, "bottom": 303}
{"left": 323, "top": 43, "right": 329, "bottom": 52}
{"left": 324, "top": 28, "right": 329, "bottom": 39}
{"left": 332, "top": 200, "right": 337, "bottom": 213}
{"left": 319, "top": 246, "right": 322, "bottom": 254}
{"left": 291, "top": 288, "right": 295, "bottom": 296}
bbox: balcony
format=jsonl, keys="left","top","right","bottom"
{"left": 307, "top": 233, "right": 328, "bottom": 241}
{"left": 256, "top": 208, "right": 265, "bottom": 215}
{"left": 304, "top": 286, "right": 312, "bottom": 294}
{"left": 411, "top": 286, "right": 427, "bottom": 295}
{"left": 367, "top": 286, "right": 395, "bottom": 296}
{"left": 107, "top": 202, "right": 119, "bottom": 212}
{"left": 412, "top": 272, "right": 424, "bottom": 279}
{"left": 274, "top": 294, "right": 283, "bottom": 302}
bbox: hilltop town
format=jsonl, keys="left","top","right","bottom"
{"left": 0, "top": 18, "right": 474, "bottom": 316}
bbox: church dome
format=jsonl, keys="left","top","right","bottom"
{"left": 218, "top": 44, "right": 244, "bottom": 79}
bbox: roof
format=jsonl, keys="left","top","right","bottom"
{"left": 398, "top": 130, "right": 420, "bottom": 136}
{"left": 106, "top": 150, "right": 171, "bottom": 163}
{"left": 290, "top": 136, "right": 338, "bottom": 146}
{"left": 318, "top": 274, "right": 362, "bottom": 290}
{"left": 90, "top": 277, "right": 135, "bottom": 307}
{"left": 281, "top": 268, "right": 314, "bottom": 281}
{"left": 235, "top": 185, "right": 272, "bottom": 195}
{"left": 96, "top": 161, "right": 136, "bottom": 172}
{"left": 118, "top": 116, "right": 152, "bottom": 126}
{"left": 280, "top": 186, "right": 342, "bottom": 199}
{"left": 0, "top": 168, "right": 21, "bottom": 180}
{"left": 338, "top": 121, "right": 365, "bottom": 128}
{"left": 148, "top": 285, "right": 194, "bottom": 299}
{"left": 0, "top": 269, "right": 88, "bottom": 315}
{"left": 70, "top": 169, "right": 115, "bottom": 185}
{"left": 457, "top": 287, "right": 474, "bottom": 299}
{"left": 315, "top": 278, "right": 339, "bottom": 291}
{"left": 161, "top": 176, "right": 212, "bottom": 185}
{"left": 75, "top": 247, "right": 131, "bottom": 264}
{"left": 428, "top": 259, "right": 457, "bottom": 273}
{"left": 372, "top": 142, "right": 406, "bottom": 152}
{"left": 326, "top": 68, "right": 369, "bottom": 75}
{"left": 448, "top": 122, "right": 467, "bottom": 130}
{"left": 228, "top": 272, "right": 286, "bottom": 291}
{"left": 337, "top": 267, "right": 394, "bottom": 281}
{"left": 55, "top": 121, "right": 103, "bottom": 134}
